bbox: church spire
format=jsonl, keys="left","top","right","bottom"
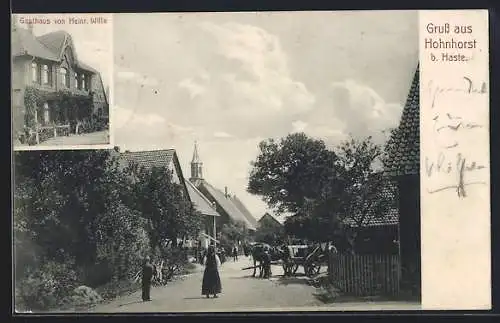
{"left": 190, "top": 141, "right": 203, "bottom": 183}
{"left": 192, "top": 140, "right": 201, "bottom": 163}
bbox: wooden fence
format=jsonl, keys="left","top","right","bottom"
{"left": 328, "top": 253, "right": 401, "bottom": 296}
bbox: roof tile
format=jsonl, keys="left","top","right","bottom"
{"left": 121, "top": 149, "right": 175, "bottom": 170}
{"left": 342, "top": 179, "right": 399, "bottom": 228}
{"left": 384, "top": 64, "right": 420, "bottom": 177}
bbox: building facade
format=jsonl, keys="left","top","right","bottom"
{"left": 11, "top": 24, "right": 109, "bottom": 143}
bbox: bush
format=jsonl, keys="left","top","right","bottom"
{"left": 63, "top": 286, "right": 103, "bottom": 309}
{"left": 16, "top": 261, "right": 77, "bottom": 311}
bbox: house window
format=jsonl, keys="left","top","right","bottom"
{"left": 43, "top": 102, "right": 50, "bottom": 124}
{"left": 82, "top": 74, "right": 87, "bottom": 91}
{"left": 31, "top": 62, "right": 38, "bottom": 83}
{"left": 42, "top": 65, "right": 50, "bottom": 85}
{"left": 75, "top": 72, "right": 79, "bottom": 89}
{"left": 60, "top": 68, "right": 69, "bottom": 87}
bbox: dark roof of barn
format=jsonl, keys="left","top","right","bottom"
{"left": 12, "top": 27, "right": 98, "bottom": 73}
{"left": 384, "top": 64, "right": 420, "bottom": 177}
{"left": 258, "top": 213, "right": 283, "bottom": 227}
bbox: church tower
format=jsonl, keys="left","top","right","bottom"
{"left": 190, "top": 141, "right": 203, "bottom": 185}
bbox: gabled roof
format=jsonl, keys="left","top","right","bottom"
{"left": 186, "top": 180, "right": 221, "bottom": 217}
{"left": 12, "top": 27, "right": 59, "bottom": 61}
{"left": 12, "top": 27, "right": 98, "bottom": 74}
{"left": 200, "top": 182, "right": 256, "bottom": 230}
{"left": 258, "top": 213, "right": 282, "bottom": 227}
{"left": 229, "top": 195, "right": 259, "bottom": 229}
{"left": 36, "top": 30, "right": 68, "bottom": 59}
{"left": 384, "top": 64, "right": 420, "bottom": 177}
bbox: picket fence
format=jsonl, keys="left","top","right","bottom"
{"left": 328, "top": 253, "right": 401, "bottom": 296}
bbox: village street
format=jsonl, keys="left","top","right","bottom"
{"left": 87, "top": 256, "right": 420, "bottom": 313}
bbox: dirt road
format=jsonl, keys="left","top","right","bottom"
{"left": 88, "top": 256, "right": 420, "bottom": 313}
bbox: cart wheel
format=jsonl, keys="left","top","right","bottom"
{"left": 306, "top": 262, "right": 321, "bottom": 277}
{"left": 282, "top": 262, "right": 293, "bottom": 276}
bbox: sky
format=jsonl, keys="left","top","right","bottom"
{"left": 117, "top": 12, "right": 417, "bottom": 221}
{"left": 13, "top": 13, "right": 112, "bottom": 91}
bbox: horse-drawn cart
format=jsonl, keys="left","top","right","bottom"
{"left": 282, "top": 245, "right": 325, "bottom": 278}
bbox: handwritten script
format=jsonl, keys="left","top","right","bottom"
{"left": 428, "top": 76, "right": 487, "bottom": 108}
{"left": 425, "top": 76, "right": 488, "bottom": 198}
{"left": 425, "top": 152, "right": 486, "bottom": 197}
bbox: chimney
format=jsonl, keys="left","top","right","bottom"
{"left": 225, "top": 186, "right": 228, "bottom": 198}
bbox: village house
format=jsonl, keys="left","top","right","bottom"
{"left": 116, "top": 147, "right": 221, "bottom": 249}
{"left": 189, "top": 142, "right": 258, "bottom": 245}
{"left": 258, "top": 213, "right": 282, "bottom": 229}
{"left": 384, "top": 64, "right": 421, "bottom": 296}
{"left": 11, "top": 22, "right": 109, "bottom": 145}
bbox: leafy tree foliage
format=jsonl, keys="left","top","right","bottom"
{"left": 248, "top": 133, "right": 397, "bottom": 251}
{"left": 248, "top": 132, "right": 341, "bottom": 215}
{"left": 13, "top": 149, "right": 203, "bottom": 311}
{"left": 127, "top": 164, "right": 203, "bottom": 251}
{"left": 335, "top": 136, "right": 397, "bottom": 251}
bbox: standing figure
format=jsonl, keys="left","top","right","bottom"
{"left": 202, "top": 246, "right": 222, "bottom": 298}
{"left": 232, "top": 245, "right": 238, "bottom": 262}
{"left": 262, "top": 250, "right": 272, "bottom": 278}
{"left": 142, "top": 256, "right": 154, "bottom": 301}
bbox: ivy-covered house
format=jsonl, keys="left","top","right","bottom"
{"left": 11, "top": 23, "right": 109, "bottom": 145}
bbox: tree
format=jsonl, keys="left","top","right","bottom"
{"left": 248, "top": 132, "right": 342, "bottom": 215}
{"left": 13, "top": 150, "right": 150, "bottom": 309}
{"left": 334, "top": 135, "right": 397, "bottom": 253}
{"left": 128, "top": 165, "right": 203, "bottom": 251}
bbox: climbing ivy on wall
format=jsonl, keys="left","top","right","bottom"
{"left": 23, "top": 86, "right": 44, "bottom": 128}
{"left": 23, "top": 87, "right": 93, "bottom": 127}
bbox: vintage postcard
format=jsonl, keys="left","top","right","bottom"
{"left": 12, "top": 10, "right": 490, "bottom": 314}
{"left": 11, "top": 13, "right": 113, "bottom": 151}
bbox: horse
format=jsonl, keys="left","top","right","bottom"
{"left": 250, "top": 243, "right": 285, "bottom": 278}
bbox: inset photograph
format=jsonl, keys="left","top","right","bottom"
{"left": 11, "top": 14, "right": 113, "bottom": 150}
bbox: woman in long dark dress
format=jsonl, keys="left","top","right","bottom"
{"left": 202, "top": 245, "right": 222, "bottom": 298}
